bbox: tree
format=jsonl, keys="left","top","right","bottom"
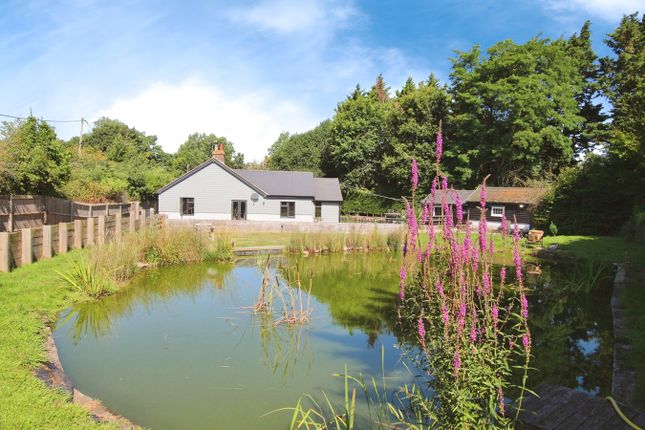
{"left": 382, "top": 75, "right": 450, "bottom": 194}
{"left": 0, "top": 116, "right": 70, "bottom": 195}
{"left": 449, "top": 37, "right": 585, "bottom": 186}
{"left": 322, "top": 82, "right": 391, "bottom": 191}
{"left": 173, "top": 133, "right": 244, "bottom": 173}
{"left": 267, "top": 120, "right": 332, "bottom": 175}
{"left": 79, "top": 117, "right": 170, "bottom": 165}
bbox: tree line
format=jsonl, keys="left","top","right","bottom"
{"left": 0, "top": 117, "right": 245, "bottom": 203}
{"left": 267, "top": 15, "right": 644, "bottom": 236}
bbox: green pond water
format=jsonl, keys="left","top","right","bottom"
{"left": 53, "top": 254, "right": 614, "bottom": 429}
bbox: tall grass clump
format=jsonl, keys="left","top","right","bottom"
{"left": 57, "top": 258, "right": 115, "bottom": 299}
{"left": 287, "top": 227, "right": 403, "bottom": 254}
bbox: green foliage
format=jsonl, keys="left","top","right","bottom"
{"left": 57, "top": 258, "right": 115, "bottom": 299}
{"left": 621, "top": 204, "right": 645, "bottom": 242}
{"left": 268, "top": 121, "right": 332, "bottom": 175}
{"left": 173, "top": 133, "right": 245, "bottom": 173}
{"left": 341, "top": 190, "right": 402, "bottom": 215}
{"left": 549, "top": 221, "right": 558, "bottom": 236}
{"left": 0, "top": 116, "right": 70, "bottom": 195}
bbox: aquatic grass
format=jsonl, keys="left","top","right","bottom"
{"left": 56, "top": 257, "right": 115, "bottom": 300}
{"left": 286, "top": 228, "right": 403, "bottom": 254}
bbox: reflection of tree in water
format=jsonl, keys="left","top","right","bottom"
{"left": 256, "top": 312, "right": 313, "bottom": 385}
{"left": 60, "top": 262, "right": 235, "bottom": 343}
{"left": 524, "top": 260, "right": 614, "bottom": 396}
{"left": 285, "top": 254, "right": 405, "bottom": 346}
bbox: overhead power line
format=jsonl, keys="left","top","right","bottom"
{"left": 0, "top": 113, "right": 87, "bottom": 124}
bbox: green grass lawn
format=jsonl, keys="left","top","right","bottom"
{"left": 543, "top": 235, "right": 645, "bottom": 266}
{"left": 0, "top": 249, "right": 117, "bottom": 429}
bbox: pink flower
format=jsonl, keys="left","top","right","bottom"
{"left": 513, "top": 223, "right": 523, "bottom": 285}
{"left": 520, "top": 292, "right": 529, "bottom": 319}
{"left": 470, "top": 318, "right": 477, "bottom": 342}
{"left": 480, "top": 182, "right": 487, "bottom": 209}
{"left": 406, "top": 201, "right": 418, "bottom": 250}
{"left": 411, "top": 159, "right": 419, "bottom": 192}
{"left": 441, "top": 302, "right": 449, "bottom": 326}
{"left": 501, "top": 211, "right": 508, "bottom": 239}
{"left": 435, "top": 279, "right": 444, "bottom": 296}
{"left": 492, "top": 304, "right": 499, "bottom": 325}
{"left": 483, "top": 271, "right": 491, "bottom": 295}
{"left": 418, "top": 317, "right": 426, "bottom": 348}
{"left": 455, "top": 193, "right": 463, "bottom": 224}
{"left": 453, "top": 349, "right": 461, "bottom": 376}
{"left": 399, "top": 266, "right": 407, "bottom": 301}
{"left": 436, "top": 129, "right": 443, "bottom": 165}
{"left": 522, "top": 332, "right": 531, "bottom": 351}
{"left": 500, "top": 267, "right": 507, "bottom": 286}
{"left": 441, "top": 176, "right": 448, "bottom": 191}
{"left": 422, "top": 203, "right": 429, "bottom": 225}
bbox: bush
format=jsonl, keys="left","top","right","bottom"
{"left": 341, "top": 190, "right": 403, "bottom": 215}
{"left": 621, "top": 204, "right": 645, "bottom": 242}
{"left": 549, "top": 221, "right": 558, "bottom": 236}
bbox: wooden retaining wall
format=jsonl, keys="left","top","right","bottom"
{"left": 0, "top": 209, "right": 157, "bottom": 273}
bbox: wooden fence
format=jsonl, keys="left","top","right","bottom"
{"left": 0, "top": 208, "right": 158, "bottom": 273}
{"left": 0, "top": 195, "right": 138, "bottom": 232}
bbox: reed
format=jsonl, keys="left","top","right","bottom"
{"left": 286, "top": 227, "right": 403, "bottom": 254}
{"left": 57, "top": 257, "right": 115, "bottom": 299}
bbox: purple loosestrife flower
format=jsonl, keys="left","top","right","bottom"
{"left": 458, "top": 302, "right": 467, "bottom": 333}
{"left": 435, "top": 279, "right": 444, "bottom": 297}
{"left": 472, "top": 245, "right": 479, "bottom": 274}
{"left": 418, "top": 317, "right": 426, "bottom": 349}
{"left": 501, "top": 211, "right": 508, "bottom": 239}
{"left": 513, "top": 223, "right": 523, "bottom": 285}
{"left": 480, "top": 181, "right": 487, "bottom": 209}
{"left": 492, "top": 304, "right": 499, "bottom": 326}
{"left": 470, "top": 312, "right": 477, "bottom": 342}
{"left": 522, "top": 332, "right": 531, "bottom": 352}
{"left": 436, "top": 129, "right": 443, "bottom": 165}
{"left": 430, "top": 177, "right": 438, "bottom": 200}
{"left": 441, "top": 175, "right": 448, "bottom": 191}
{"left": 453, "top": 349, "right": 461, "bottom": 376}
{"left": 462, "top": 232, "right": 472, "bottom": 262}
{"left": 399, "top": 266, "right": 407, "bottom": 302}
{"left": 500, "top": 267, "right": 507, "bottom": 286}
{"left": 422, "top": 203, "right": 429, "bottom": 225}
{"left": 455, "top": 193, "right": 463, "bottom": 224}
{"left": 411, "top": 159, "right": 419, "bottom": 193}
{"left": 483, "top": 271, "right": 491, "bottom": 295}
{"left": 520, "top": 292, "right": 529, "bottom": 319}
{"left": 441, "top": 302, "right": 449, "bottom": 326}
{"left": 406, "top": 201, "right": 418, "bottom": 250}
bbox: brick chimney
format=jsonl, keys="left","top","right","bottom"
{"left": 212, "top": 143, "right": 225, "bottom": 163}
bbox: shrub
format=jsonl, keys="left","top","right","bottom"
{"left": 549, "top": 221, "right": 558, "bottom": 236}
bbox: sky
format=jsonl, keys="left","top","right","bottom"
{"left": 0, "top": 0, "right": 642, "bottom": 161}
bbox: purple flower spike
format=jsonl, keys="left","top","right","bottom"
{"left": 520, "top": 292, "right": 529, "bottom": 319}
{"left": 422, "top": 203, "right": 429, "bottom": 225}
{"left": 418, "top": 317, "right": 426, "bottom": 348}
{"left": 436, "top": 129, "right": 443, "bottom": 165}
{"left": 411, "top": 159, "right": 419, "bottom": 192}
{"left": 455, "top": 193, "right": 463, "bottom": 224}
{"left": 522, "top": 332, "right": 531, "bottom": 351}
{"left": 453, "top": 349, "right": 461, "bottom": 376}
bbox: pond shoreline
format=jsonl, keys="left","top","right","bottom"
{"left": 36, "top": 326, "right": 138, "bottom": 430}
{"left": 611, "top": 264, "right": 636, "bottom": 404}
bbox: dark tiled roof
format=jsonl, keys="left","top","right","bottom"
{"left": 157, "top": 157, "right": 342, "bottom": 200}
{"left": 424, "top": 189, "right": 474, "bottom": 205}
{"left": 234, "top": 169, "right": 315, "bottom": 198}
{"left": 314, "top": 178, "right": 343, "bottom": 202}
{"left": 466, "top": 187, "right": 547, "bottom": 205}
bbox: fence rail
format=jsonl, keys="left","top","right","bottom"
{"left": 0, "top": 195, "right": 138, "bottom": 232}
{"left": 0, "top": 208, "right": 158, "bottom": 273}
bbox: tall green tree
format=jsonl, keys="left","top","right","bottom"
{"left": 0, "top": 116, "right": 70, "bottom": 195}
{"left": 322, "top": 82, "right": 391, "bottom": 191}
{"left": 449, "top": 37, "right": 585, "bottom": 186}
{"left": 173, "top": 133, "right": 244, "bottom": 173}
{"left": 382, "top": 75, "right": 450, "bottom": 194}
{"left": 78, "top": 117, "right": 169, "bottom": 165}
{"left": 267, "top": 120, "right": 332, "bottom": 175}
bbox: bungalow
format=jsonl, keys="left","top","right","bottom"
{"left": 157, "top": 144, "right": 343, "bottom": 222}
{"left": 424, "top": 186, "right": 546, "bottom": 232}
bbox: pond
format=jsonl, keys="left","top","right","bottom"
{"left": 53, "top": 254, "right": 614, "bottom": 429}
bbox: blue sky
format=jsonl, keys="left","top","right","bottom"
{"left": 0, "top": 0, "right": 642, "bottom": 160}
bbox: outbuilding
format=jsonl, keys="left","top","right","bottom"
{"left": 157, "top": 144, "right": 343, "bottom": 222}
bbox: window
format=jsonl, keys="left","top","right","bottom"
{"left": 280, "top": 201, "right": 295, "bottom": 218}
{"left": 315, "top": 202, "right": 322, "bottom": 219}
{"left": 180, "top": 198, "right": 194, "bottom": 216}
{"left": 491, "top": 206, "right": 504, "bottom": 217}
{"left": 433, "top": 205, "right": 443, "bottom": 217}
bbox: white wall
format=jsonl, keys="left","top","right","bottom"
{"left": 158, "top": 162, "right": 316, "bottom": 221}
{"left": 319, "top": 202, "right": 340, "bottom": 223}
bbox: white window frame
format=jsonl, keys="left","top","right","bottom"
{"left": 491, "top": 206, "right": 505, "bottom": 218}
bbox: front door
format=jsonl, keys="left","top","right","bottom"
{"left": 231, "top": 200, "right": 247, "bottom": 220}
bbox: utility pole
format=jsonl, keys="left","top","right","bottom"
{"left": 78, "top": 117, "right": 84, "bottom": 157}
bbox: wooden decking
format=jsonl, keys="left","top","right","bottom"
{"left": 519, "top": 383, "right": 645, "bottom": 429}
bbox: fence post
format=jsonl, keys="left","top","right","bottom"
{"left": 73, "top": 220, "right": 82, "bottom": 248}
{"left": 115, "top": 212, "right": 122, "bottom": 240}
{"left": 21, "top": 228, "right": 33, "bottom": 266}
{"left": 97, "top": 216, "right": 105, "bottom": 245}
{"left": 42, "top": 225, "right": 52, "bottom": 259}
{"left": 140, "top": 210, "right": 146, "bottom": 230}
{"left": 59, "top": 223, "right": 68, "bottom": 254}
{"left": 129, "top": 213, "right": 135, "bottom": 233}
{"left": 87, "top": 217, "right": 95, "bottom": 246}
{"left": 0, "top": 232, "right": 9, "bottom": 272}
{"left": 8, "top": 195, "right": 14, "bottom": 232}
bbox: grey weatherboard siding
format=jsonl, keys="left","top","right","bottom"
{"left": 158, "top": 159, "right": 342, "bottom": 222}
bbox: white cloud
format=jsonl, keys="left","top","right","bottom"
{"left": 93, "top": 79, "right": 320, "bottom": 161}
{"left": 541, "top": 0, "right": 644, "bottom": 23}
{"left": 227, "top": 0, "right": 357, "bottom": 34}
